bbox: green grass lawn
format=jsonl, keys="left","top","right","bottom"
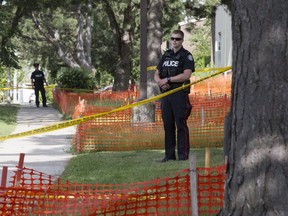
{"left": 0, "top": 104, "right": 19, "bottom": 137}
{"left": 61, "top": 148, "right": 224, "bottom": 184}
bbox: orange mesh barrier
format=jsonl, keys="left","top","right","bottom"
{"left": 53, "top": 73, "right": 231, "bottom": 117}
{"left": 191, "top": 73, "right": 232, "bottom": 95}
{"left": 53, "top": 90, "right": 139, "bottom": 116}
{"left": 71, "top": 93, "right": 230, "bottom": 153}
{"left": 197, "top": 165, "right": 226, "bottom": 215}
{"left": 0, "top": 165, "right": 226, "bottom": 215}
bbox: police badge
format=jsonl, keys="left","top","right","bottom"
{"left": 187, "top": 55, "right": 194, "bottom": 61}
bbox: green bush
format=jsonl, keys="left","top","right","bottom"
{"left": 46, "top": 89, "right": 54, "bottom": 103}
{"left": 56, "top": 68, "right": 96, "bottom": 90}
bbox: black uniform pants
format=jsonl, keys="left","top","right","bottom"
{"left": 34, "top": 86, "right": 47, "bottom": 107}
{"left": 161, "top": 90, "right": 192, "bottom": 160}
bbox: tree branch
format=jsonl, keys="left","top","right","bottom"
{"left": 102, "top": 0, "right": 122, "bottom": 54}
{"left": 31, "top": 11, "right": 80, "bottom": 68}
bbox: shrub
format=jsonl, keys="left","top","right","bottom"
{"left": 56, "top": 67, "right": 96, "bottom": 90}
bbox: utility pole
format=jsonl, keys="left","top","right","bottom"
{"left": 139, "top": 0, "right": 147, "bottom": 100}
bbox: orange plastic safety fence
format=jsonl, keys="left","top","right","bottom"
{"left": 191, "top": 73, "right": 232, "bottom": 95}
{"left": 53, "top": 90, "right": 139, "bottom": 116}
{"left": 53, "top": 73, "right": 231, "bottom": 117}
{"left": 0, "top": 165, "right": 226, "bottom": 215}
{"left": 71, "top": 93, "right": 230, "bottom": 153}
{"left": 197, "top": 165, "right": 227, "bottom": 215}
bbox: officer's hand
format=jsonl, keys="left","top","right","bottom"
{"left": 161, "top": 83, "right": 170, "bottom": 91}
{"left": 158, "top": 78, "right": 168, "bottom": 87}
{"left": 157, "top": 78, "right": 170, "bottom": 91}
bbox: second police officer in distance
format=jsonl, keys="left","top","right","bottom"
{"left": 154, "top": 30, "right": 195, "bottom": 162}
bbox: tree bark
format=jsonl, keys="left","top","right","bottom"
{"left": 219, "top": 1, "right": 288, "bottom": 215}
{"left": 76, "top": 3, "right": 96, "bottom": 75}
{"left": 147, "top": 0, "right": 163, "bottom": 98}
{"left": 131, "top": 0, "right": 163, "bottom": 124}
{"left": 102, "top": 0, "right": 135, "bottom": 91}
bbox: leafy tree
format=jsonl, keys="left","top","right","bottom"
{"left": 184, "top": 0, "right": 221, "bottom": 65}
{"left": 0, "top": 1, "right": 26, "bottom": 68}
{"left": 2, "top": 0, "right": 205, "bottom": 92}
{"left": 95, "top": 0, "right": 139, "bottom": 91}
{"left": 219, "top": 1, "right": 288, "bottom": 215}
{"left": 29, "top": 1, "right": 96, "bottom": 73}
{"left": 190, "top": 20, "right": 211, "bottom": 68}
{"left": 184, "top": 0, "right": 221, "bottom": 17}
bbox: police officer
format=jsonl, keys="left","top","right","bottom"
{"left": 154, "top": 30, "right": 195, "bottom": 162}
{"left": 31, "top": 63, "right": 48, "bottom": 107}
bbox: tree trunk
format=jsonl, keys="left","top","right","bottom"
{"left": 113, "top": 36, "right": 133, "bottom": 91}
{"left": 102, "top": 0, "right": 135, "bottom": 91}
{"left": 219, "top": 1, "right": 288, "bottom": 215}
{"left": 147, "top": 0, "right": 163, "bottom": 98}
{"left": 76, "top": 2, "right": 96, "bottom": 76}
{"left": 132, "top": 0, "right": 163, "bottom": 124}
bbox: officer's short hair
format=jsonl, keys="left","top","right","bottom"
{"left": 171, "top": 30, "right": 184, "bottom": 39}
{"left": 33, "top": 63, "right": 39, "bottom": 67}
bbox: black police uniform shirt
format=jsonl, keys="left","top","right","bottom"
{"left": 157, "top": 47, "right": 195, "bottom": 90}
{"left": 31, "top": 70, "right": 45, "bottom": 88}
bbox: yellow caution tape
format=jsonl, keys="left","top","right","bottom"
{"left": 0, "top": 67, "right": 231, "bottom": 91}
{"left": 147, "top": 66, "right": 157, "bottom": 71}
{"left": 0, "top": 66, "right": 231, "bottom": 141}
{"left": 147, "top": 66, "right": 232, "bottom": 73}
{"left": 0, "top": 85, "right": 93, "bottom": 92}
{"left": 195, "top": 66, "right": 232, "bottom": 73}
{"left": 0, "top": 85, "right": 56, "bottom": 91}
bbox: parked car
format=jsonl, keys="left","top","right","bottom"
{"left": 99, "top": 85, "right": 113, "bottom": 92}
{"left": 29, "top": 93, "right": 35, "bottom": 103}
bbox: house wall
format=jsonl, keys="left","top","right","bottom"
{"left": 215, "top": 5, "right": 232, "bottom": 67}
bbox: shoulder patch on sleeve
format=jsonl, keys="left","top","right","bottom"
{"left": 187, "top": 55, "right": 194, "bottom": 61}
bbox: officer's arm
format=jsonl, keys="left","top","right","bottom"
{"left": 31, "top": 78, "right": 35, "bottom": 89}
{"left": 44, "top": 77, "right": 48, "bottom": 86}
{"left": 154, "top": 69, "right": 161, "bottom": 83}
{"left": 169, "top": 69, "right": 192, "bottom": 83}
{"left": 42, "top": 72, "right": 48, "bottom": 86}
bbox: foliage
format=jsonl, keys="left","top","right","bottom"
{"left": 220, "top": 0, "right": 232, "bottom": 11}
{"left": 16, "top": 6, "right": 77, "bottom": 73}
{"left": 184, "top": 0, "right": 221, "bottom": 18}
{"left": 56, "top": 67, "right": 96, "bottom": 90}
{"left": 190, "top": 19, "right": 212, "bottom": 68}
{"left": 0, "top": 2, "right": 21, "bottom": 68}
{"left": 161, "top": 0, "right": 186, "bottom": 41}
{"left": 91, "top": 3, "right": 118, "bottom": 78}
{"left": 46, "top": 89, "right": 54, "bottom": 104}
{"left": 1, "top": 0, "right": 221, "bottom": 89}
{"left": 0, "top": 65, "right": 6, "bottom": 82}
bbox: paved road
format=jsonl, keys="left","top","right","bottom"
{"left": 0, "top": 103, "right": 75, "bottom": 186}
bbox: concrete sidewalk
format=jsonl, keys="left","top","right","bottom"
{"left": 0, "top": 103, "right": 75, "bottom": 186}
